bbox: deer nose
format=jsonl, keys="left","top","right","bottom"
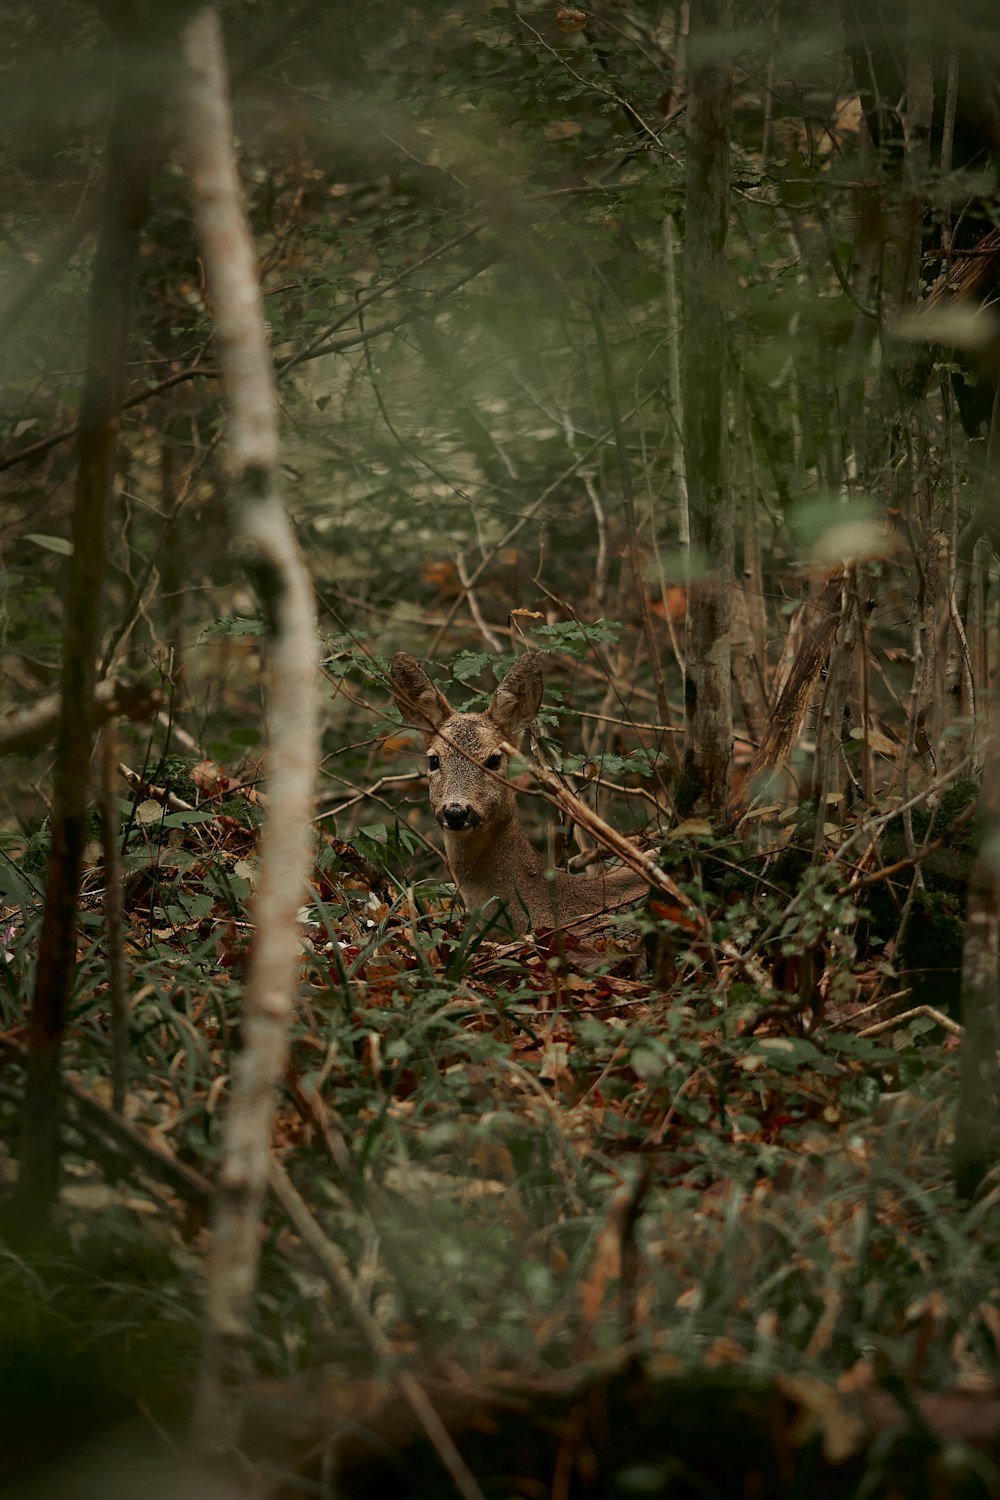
{"left": 441, "top": 803, "right": 479, "bottom": 831}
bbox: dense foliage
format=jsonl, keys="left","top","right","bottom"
{"left": 1, "top": 1, "right": 999, "bottom": 1494}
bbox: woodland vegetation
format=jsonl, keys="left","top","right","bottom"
{"left": 1, "top": 1, "right": 1000, "bottom": 1495}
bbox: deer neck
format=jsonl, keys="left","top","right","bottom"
{"left": 443, "top": 810, "right": 541, "bottom": 909}
{"left": 443, "top": 810, "right": 649, "bottom": 934}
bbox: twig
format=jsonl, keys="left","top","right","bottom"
{"left": 741, "top": 757, "right": 977, "bottom": 970}
{"left": 858, "top": 1004, "right": 962, "bottom": 1039}
{"left": 0, "top": 1040, "right": 213, "bottom": 1207}
{"left": 515, "top": 15, "right": 672, "bottom": 158}
{"left": 268, "top": 1160, "right": 488, "bottom": 1500}
{"left": 318, "top": 772, "right": 422, "bottom": 818}
{"left": 456, "top": 552, "right": 504, "bottom": 653}
{"left": 844, "top": 799, "right": 976, "bottom": 892}
{"left": 118, "top": 761, "right": 196, "bottom": 813}
{"left": 428, "top": 386, "right": 662, "bottom": 656}
{"left": 582, "top": 474, "right": 609, "bottom": 612}
{"left": 0, "top": 678, "right": 163, "bottom": 758}
{"left": 524, "top": 756, "right": 704, "bottom": 929}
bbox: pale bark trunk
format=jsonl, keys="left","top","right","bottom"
{"left": 179, "top": 4, "right": 319, "bottom": 1462}
{"left": 680, "top": 0, "right": 734, "bottom": 816}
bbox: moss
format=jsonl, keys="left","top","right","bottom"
{"left": 899, "top": 888, "right": 966, "bottom": 1013}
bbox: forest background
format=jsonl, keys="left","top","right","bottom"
{"left": 1, "top": 0, "right": 1000, "bottom": 1495}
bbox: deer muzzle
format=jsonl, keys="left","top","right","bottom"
{"left": 439, "top": 803, "right": 481, "bottom": 832}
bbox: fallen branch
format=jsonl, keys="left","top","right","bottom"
{"left": 858, "top": 1005, "right": 962, "bottom": 1039}
{"left": 0, "top": 680, "right": 163, "bottom": 760}
{"left": 268, "top": 1160, "right": 488, "bottom": 1500}
{"left": 524, "top": 757, "right": 707, "bottom": 932}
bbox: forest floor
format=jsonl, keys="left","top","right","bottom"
{"left": 1, "top": 778, "right": 999, "bottom": 1498}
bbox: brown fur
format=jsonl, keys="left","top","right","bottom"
{"left": 391, "top": 652, "right": 648, "bottom": 933}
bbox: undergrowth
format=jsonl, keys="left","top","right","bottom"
{"left": 1, "top": 778, "right": 996, "bottom": 1486}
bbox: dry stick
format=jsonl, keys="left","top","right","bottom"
{"left": 523, "top": 755, "right": 703, "bottom": 929}
{"left": 898, "top": 506, "right": 938, "bottom": 890}
{"left": 179, "top": 5, "right": 319, "bottom": 1461}
{"left": 582, "top": 473, "right": 609, "bottom": 614}
{"left": 118, "top": 761, "right": 196, "bottom": 814}
{"left": 100, "top": 430, "right": 221, "bottom": 677}
{"left": 67, "top": 1075, "right": 214, "bottom": 1207}
{"left": 1, "top": 1040, "right": 213, "bottom": 1207}
{"left": 319, "top": 771, "right": 424, "bottom": 819}
{"left": 99, "top": 722, "right": 129, "bottom": 1113}
{"left": 0, "top": 246, "right": 498, "bottom": 475}
{"left": 427, "top": 389, "right": 662, "bottom": 658}
{"left": 858, "top": 1005, "right": 961, "bottom": 1040}
{"left": 515, "top": 14, "right": 670, "bottom": 157}
{"left": 13, "top": 30, "right": 160, "bottom": 1235}
{"left": 727, "top": 570, "right": 846, "bottom": 826}
{"left": 280, "top": 218, "right": 490, "bottom": 373}
{"left": 856, "top": 579, "right": 875, "bottom": 804}
{"left": 730, "top": 582, "right": 767, "bottom": 748}
{"left": 743, "top": 756, "right": 977, "bottom": 974}
{"left": 939, "top": 41, "right": 959, "bottom": 255}
{"left": 455, "top": 551, "right": 504, "bottom": 654}
{"left": 0, "top": 679, "right": 163, "bottom": 758}
{"left": 812, "top": 575, "right": 857, "bottom": 857}
{"left": 845, "top": 798, "right": 976, "bottom": 892}
{"left": 0, "top": 363, "right": 218, "bottom": 474}
{"left": 741, "top": 455, "right": 769, "bottom": 701}
{"left": 268, "top": 1162, "right": 488, "bottom": 1500}
{"left": 681, "top": 0, "right": 734, "bottom": 817}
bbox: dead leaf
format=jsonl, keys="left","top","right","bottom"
{"left": 540, "top": 1040, "right": 570, "bottom": 1082}
{"left": 544, "top": 120, "right": 582, "bottom": 141}
{"left": 555, "top": 7, "right": 588, "bottom": 31}
{"left": 781, "top": 1372, "right": 867, "bottom": 1464}
{"left": 579, "top": 1221, "right": 621, "bottom": 1326}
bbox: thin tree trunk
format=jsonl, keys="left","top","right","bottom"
{"left": 680, "top": 0, "right": 734, "bottom": 816}
{"left": 954, "top": 731, "right": 1000, "bottom": 1199}
{"left": 12, "top": 28, "right": 158, "bottom": 1236}
{"left": 99, "top": 721, "right": 129, "bottom": 1114}
{"left": 663, "top": 214, "right": 689, "bottom": 556}
{"left": 178, "top": 4, "right": 319, "bottom": 1463}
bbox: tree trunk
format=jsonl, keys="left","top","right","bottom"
{"left": 680, "top": 0, "right": 734, "bottom": 817}
{"left": 178, "top": 4, "right": 320, "bottom": 1464}
{"left": 12, "top": 21, "right": 159, "bottom": 1237}
{"left": 953, "top": 734, "right": 1000, "bottom": 1199}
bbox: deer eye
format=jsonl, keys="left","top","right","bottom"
{"left": 485, "top": 752, "right": 503, "bottom": 771}
{"left": 427, "top": 754, "right": 440, "bottom": 772}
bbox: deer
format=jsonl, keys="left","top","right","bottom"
{"left": 391, "top": 651, "right": 650, "bottom": 934}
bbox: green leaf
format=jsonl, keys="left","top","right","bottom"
{"left": 25, "top": 533, "right": 72, "bottom": 555}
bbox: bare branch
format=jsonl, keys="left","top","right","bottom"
{"left": 178, "top": 4, "right": 319, "bottom": 1461}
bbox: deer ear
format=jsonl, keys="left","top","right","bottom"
{"left": 391, "top": 653, "right": 453, "bottom": 736}
{"left": 488, "top": 652, "right": 543, "bottom": 739}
